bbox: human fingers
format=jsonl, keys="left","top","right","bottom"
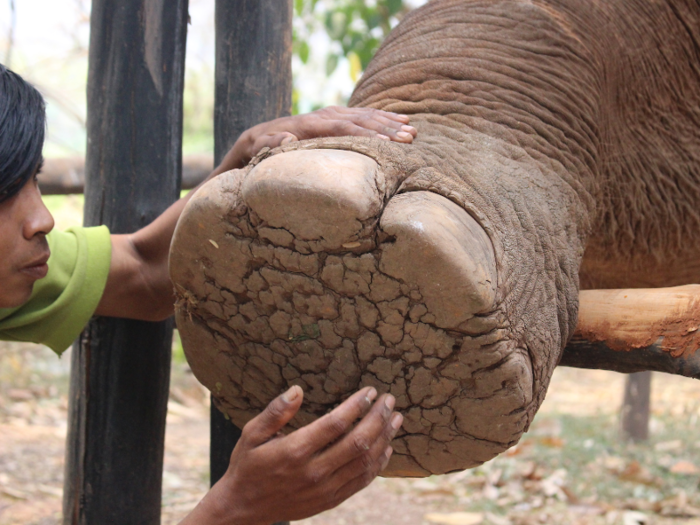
{"left": 326, "top": 445, "right": 394, "bottom": 510}
{"left": 331, "top": 106, "right": 411, "bottom": 125}
{"left": 325, "top": 411, "right": 401, "bottom": 484}
{"left": 317, "top": 119, "right": 414, "bottom": 143}
{"left": 251, "top": 131, "right": 298, "bottom": 156}
{"left": 361, "top": 114, "right": 417, "bottom": 142}
{"left": 340, "top": 108, "right": 416, "bottom": 136}
{"left": 319, "top": 107, "right": 416, "bottom": 143}
{"left": 239, "top": 385, "right": 304, "bottom": 448}
{"left": 315, "top": 394, "right": 400, "bottom": 475}
{"left": 287, "top": 387, "right": 377, "bottom": 457}
{"left": 343, "top": 114, "right": 416, "bottom": 143}
{"left": 263, "top": 421, "right": 396, "bottom": 522}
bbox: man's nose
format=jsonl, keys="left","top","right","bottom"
{"left": 23, "top": 186, "right": 55, "bottom": 240}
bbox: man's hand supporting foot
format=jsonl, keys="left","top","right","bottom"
{"left": 180, "top": 386, "right": 403, "bottom": 525}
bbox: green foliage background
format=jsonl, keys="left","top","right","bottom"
{"left": 291, "top": 0, "right": 415, "bottom": 113}
{"left": 180, "top": 0, "right": 417, "bottom": 151}
{"left": 294, "top": 0, "right": 411, "bottom": 75}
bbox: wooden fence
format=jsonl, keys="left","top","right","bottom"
{"left": 61, "top": 1, "right": 291, "bottom": 523}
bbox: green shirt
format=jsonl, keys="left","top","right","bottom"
{"left": 0, "top": 226, "right": 112, "bottom": 355}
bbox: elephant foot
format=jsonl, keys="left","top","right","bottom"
{"left": 170, "top": 146, "right": 534, "bottom": 476}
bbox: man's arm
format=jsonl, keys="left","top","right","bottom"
{"left": 95, "top": 107, "right": 417, "bottom": 320}
{"left": 180, "top": 386, "right": 403, "bottom": 525}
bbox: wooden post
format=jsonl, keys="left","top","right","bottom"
{"left": 210, "top": 0, "right": 293, "bottom": 490}
{"left": 621, "top": 371, "right": 652, "bottom": 442}
{"left": 62, "top": 1, "right": 189, "bottom": 523}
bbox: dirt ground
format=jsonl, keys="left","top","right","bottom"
{"left": 1, "top": 339, "right": 700, "bottom": 525}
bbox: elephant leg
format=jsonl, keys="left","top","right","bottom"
{"left": 171, "top": 0, "right": 610, "bottom": 476}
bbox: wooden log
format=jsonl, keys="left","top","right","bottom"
{"left": 62, "top": 1, "right": 188, "bottom": 524}
{"left": 211, "top": 0, "right": 293, "bottom": 494}
{"left": 560, "top": 285, "right": 700, "bottom": 379}
{"left": 39, "top": 155, "right": 213, "bottom": 195}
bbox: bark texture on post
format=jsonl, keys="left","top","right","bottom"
{"left": 621, "top": 371, "right": 652, "bottom": 442}
{"left": 211, "top": 0, "right": 293, "bottom": 487}
{"left": 63, "top": 1, "right": 188, "bottom": 523}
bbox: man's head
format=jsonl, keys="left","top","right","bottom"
{"left": 0, "top": 64, "right": 54, "bottom": 308}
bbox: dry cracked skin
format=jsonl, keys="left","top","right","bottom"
{"left": 170, "top": 139, "right": 555, "bottom": 477}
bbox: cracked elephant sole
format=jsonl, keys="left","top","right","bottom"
{"left": 170, "top": 146, "right": 535, "bottom": 476}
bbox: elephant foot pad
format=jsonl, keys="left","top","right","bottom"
{"left": 170, "top": 147, "right": 531, "bottom": 476}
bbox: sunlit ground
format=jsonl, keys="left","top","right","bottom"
{"left": 2, "top": 337, "right": 700, "bottom": 525}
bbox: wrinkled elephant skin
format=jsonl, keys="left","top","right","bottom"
{"left": 169, "top": 0, "right": 700, "bottom": 476}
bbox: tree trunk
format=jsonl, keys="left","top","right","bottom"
{"left": 621, "top": 371, "right": 652, "bottom": 442}
{"left": 62, "top": 1, "right": 188, "bottom": 523}
{"left": 210, "top": 0, "right": 293, "bottom": 493}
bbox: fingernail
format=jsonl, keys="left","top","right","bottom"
{"left": 391, "top": 412, "right": 403, "bottom": 431}
{"left": 281, "top": 135, "right": 295, "bottom": 145}
{"left": 376, "top": 134, "right": 391, "bottom": 141}
{"left": 384, "top": 395, "right": 395, "bottom": 411}
{"left": 282, "top": 385, "right": 300, "bottom": 403}
{"left": 401, "top": 125, "right": 416, "bottom": 132}
{"left": 397, "top": 131, "right": 413, "bottom": 140}
{"left": 381, "top": 446, "right": 393, "bottom": 470}
{"left": 364, "top": 387, "right": 378, "bottom": 406}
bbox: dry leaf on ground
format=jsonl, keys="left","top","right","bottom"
{"left": 669, "top": 460, "right": 699, "bottom": 475}
{"left": 424, "top": 512, "right": 484, "bottom": 525}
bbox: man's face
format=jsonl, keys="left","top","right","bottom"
{"left": 0, "top": 173, "right": 55, "bottom": 308}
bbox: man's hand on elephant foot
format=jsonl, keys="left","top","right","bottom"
{"left": 253, "top": 131, "right": 299, "bottom": 152}
{"left": 218, "top": 106, "right": 418, "bottom": 172}
{"left": 283, "top": 106, "right": 417, "bottom": 144}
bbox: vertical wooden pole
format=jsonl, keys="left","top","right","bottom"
{"left": 63, "top": 1, "right": 189, "bottom": 523}
{"left": 211, "top": 0, "right": 293, "bottom": 488}
{"left": 210, "top": 405, "right": 242, "bottom": 484}
{"left": 621, "top": 371, "right": 652, "bottom": 442}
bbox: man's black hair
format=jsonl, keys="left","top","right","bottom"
{"left": 0, "top": 63, "right": 46, "bottom": 203}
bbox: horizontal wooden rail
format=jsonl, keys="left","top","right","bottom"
{"left": 561, "top": 285, "right": 700, "bottom": 379}
{"left": 40, "top": 155, "right": 213, "bottom": 195}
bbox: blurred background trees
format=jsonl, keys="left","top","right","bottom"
{"left": 0, "top": 0, "right": 425, "bottom": 157}
{"left": 292, "top": 0, "right": 419, "bottom": 113}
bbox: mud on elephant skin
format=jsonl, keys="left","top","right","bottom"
{"left": 169, "top": 0, "right": 700, "bottom": 476}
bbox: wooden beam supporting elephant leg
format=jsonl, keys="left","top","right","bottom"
{"left": 560, "top": 285, "right": 700, "bottom": 379}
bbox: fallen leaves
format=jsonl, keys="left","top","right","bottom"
{"left": 612, "top": 460, "right": 660, "bottom": 486}
{"left": 669, "top": 460, "right": 699, "bottom": 475}
{"left": 622, "top": 510, "right": 649, "bottom": 525}
{"left": 424, "top": 512, "right": 484, "bottom": 525}
{"left": 4, "top": 342, "right": 700, "bottom": 525}
{"left": 655, "top": 440, "right": 683, "bottom": 452}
